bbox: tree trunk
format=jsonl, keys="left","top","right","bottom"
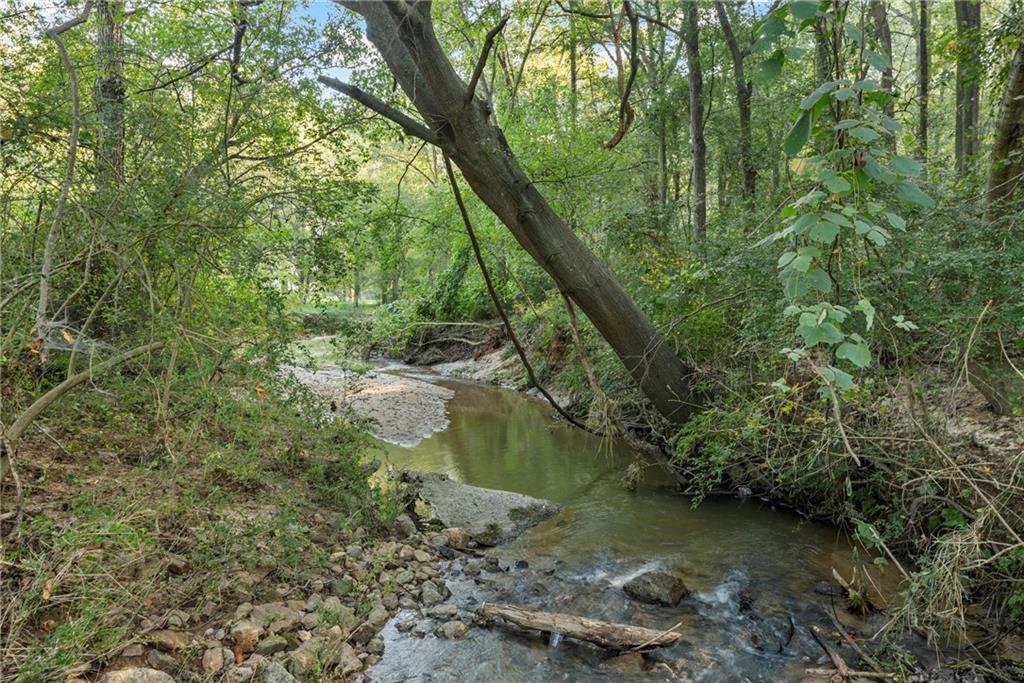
{"left": 324, "top": 2, "right": 696, "bottom": 423}
{"left": 715, "top": 1, "right": 755, "bottom": 202}
{"left": 481, "top": 603, "right": 682, "bottom": 650}
{"left": 987, "top": 37, "right": 1024, "bottom": 221}
{"left": 868, "top": 0, "right": 893, "bottom": 119}
{"left": 955, "top": 0, "right": 981, "bottom": 175}
{"left": 684, "top": 2, "right": 706, "bottom": 241}
{"left": 94, "top": 0, "right": 125, "bottom": 190}
{"left": 918, "top": 0, "right": 929, "bottom": 160}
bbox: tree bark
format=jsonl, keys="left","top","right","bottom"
{"left": 918, "top": 0, "right": 929, "bottom": 160}
{"left": 94, "top": 0, "right": 126, "bottom": 189}
{"left": 481, "top": 603, "right": 681, "bottom": 650}
{"left": 955, "top": 0, "right": 981, "bottom": 175}
{"left": 868, "top": 0, "right": 893, "bottom": 119}
{"left": 684, "top": 2, "right": 706, "bottom": 241}
{"left": 987, "top": 38, "right": 1024, "bottom": 221}
{"left": 323, "top": 2, "right": 696, "bottom": 423}
{"left": 715, "top": 1, "right": 755, "bottom": 202}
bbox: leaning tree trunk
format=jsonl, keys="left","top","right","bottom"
{"left": 322, "top": 1, "right": 696, "bottom": 423}
{"left": 684, "top": 2, "right": 706, "bottom": 241}
{"left": 987, "top": 37, "right": 1024, "bottom": 221}
{"left": 955, "top": 0, "right": 981, "bottom": 175}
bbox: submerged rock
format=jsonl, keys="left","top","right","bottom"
{"left": 623, "top": 571, "right": 689, "bottom": 606}
{"left": 398, "top": 471, "right": 561, "bottom": 545}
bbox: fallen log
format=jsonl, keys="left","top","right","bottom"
{"left": 480, "top": 603, "right": 681, "bottom": 651}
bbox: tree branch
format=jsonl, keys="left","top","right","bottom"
{"left": 466, "top": 13, "right": 510, "bottom": 104}
{"left": 318, "top": 75, "right": 440, "bottom": 145}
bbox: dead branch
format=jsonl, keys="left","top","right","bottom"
{"left": 481, "top": 603, "right": 681, "bottom": 650}
{"left": 466, "top": 14, "right": 510, "bottom": 104}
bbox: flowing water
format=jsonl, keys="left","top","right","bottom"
{"left": 360, "top": 367, "right": 898, "bottom": 682}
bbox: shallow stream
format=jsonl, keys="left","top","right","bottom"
{"left": 350, "top": 365, "right": 896, "bottom": 681}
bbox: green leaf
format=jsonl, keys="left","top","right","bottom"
{"left": 850, "top": 126, "right": 880, "bottom": 142}
{"left": 864, "top": 48, "right": 891, "bottom": 72}
{"left": 800, "top": 82, "right": 835, "bottom": 110}
{"left": 808, "top": 221, "right": 840, "bottom": 243}
{"left": 828, "top": 366, "right": 856, "bottom": 389}
{"left": 791, "top": 213, "right": 819, "bottom": 234}
{"left": 896, "top": 181, "right": 934, "bottom": 207}
{"left": 822, "top": 211, "right": 852, "bottom": 228}
{"left": 800, "top": 321, "right": 844, "bottom": 347}
{"left": 778, "top": 251, "right": 797, "bottom": 268}
{"left": 855, "top": 299, "right": 875, "bottom": 329}
{"left": 823, "top": 174, "right": 851, "bottom": 194}
{"left": 843, "top": 22, "right": 863, "bottom": 43}
{"left": 788, "top": 0, "right": 820, "bottom": 19}
{"left": 884, "top": 212, "right": 906, "bottom": 230}
{"left": 756, "top": 51, "right": 785, "bottom": 83}
{"left": 783, "top": 109, "right": 813, "bottom": 156}
{"left": 833, "top": 87, "right": 855, "bottom": 101}
{"left": 837, "top": 341, "right": 871, "bottom": 368}
{"left": 891, "top": 155, "right": 922, "bottom": 177}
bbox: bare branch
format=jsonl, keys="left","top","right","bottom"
{"left": 466, "top": 14, "right": 510, "bottom": 104}
{"left": 318, "top": 76, "right": 440, "bottom": 146}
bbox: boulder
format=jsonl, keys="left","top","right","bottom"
{"left": 623, "top": 571, "right": 689, "bottom": 606}
{"left": 435, "top": 621, "right": 469, "bottom": 639}
{"left": 98, "top": 669, "right": 175, "bottom": 683}
{"left": 398, "top": 471, "right": 561, "bottom": 545}
{"left": 746, "top": 610, "right": 795, "bottom": 653}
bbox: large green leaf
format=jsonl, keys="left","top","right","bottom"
{"left": 788, "top": 0, "right": 820, "bottom": 19}
{"left": 799, "top": 321, "right": 844, "bottom": 347}
{"left": 783, "top": 109, "right": 813, "bottom": 156}
{"left": 837, "top": 341, "right": 871, "bottom": 368}
{"left": 896, "top": 181, "right": 934, "bottom": 207}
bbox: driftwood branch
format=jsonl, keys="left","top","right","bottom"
{"left": 0, "top": 342, "right": 165, "bottom": 482}
{"left": 480, "top": 603, "right": 681, "bottom": 650}
{"left": 466, "top": 14, "right": 510, "bottom": 104}
{"left": 443, "top": 154, "right": 587, "bottom": 432}
{"left": 318, "top": 76, "right": 440, "bottom": 145}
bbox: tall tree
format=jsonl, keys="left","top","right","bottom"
{"left": 918, "top": 0, "right": 929, "bottom": 159}
{"left": 955, "top": 0, "right": 981, "bottom": 175}
{"left": 321, "top": 1, "right": 697, "bottom": 423}
{"left": 715, "top": 0, "right": 755, "bottom": 201}
{"left": 684, "top": 1, "right": 706, "bottom": 241}
{"left": 94, "top": 0, "right": 125, "bottom": 190}
{"left": 868, "top": 0, "right": 893, "bottom": 118}
{"left": 987, "top": 37, "right": 1024, "bottom": 221}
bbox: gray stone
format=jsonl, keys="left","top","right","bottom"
{"left": 434, "top": 621, "right": 469, "bottom": 639}
{"left": 255, "top": 660, "right": 297, "bottom": 683}
{"left": 393, "top": 514, "right": 417, "bottom": 538}
{"left": 287, "top": 637, "right": 323, "bottom": 677}
{"left": 330, "top": 577, "right": 353, "bottom": 598}
{"left": 367, "top": 637, "right": 385, "bottom": 656}
{"left": 231, "top": 620, "right": 261, "bottom": 652}
{"left": 255, "top": 635, "right": 290, "bottom": 656}
{"left": 398, "top": 471, "right": 561, "bottom": 545}
{"left": 350, "top": 622, "right": 376, "bottom": 645}
{"left": 202, "top": 647, "right": 232, "bottom": 674}
{"left": 227, "top": 666, "right": 254, "bottom": 683}
{"left": 623, "top": 571, "right": 689, "bottom": 606}
{"left": 149, "top": 629, "right": 189, "bottom": 652}
{"left": 395, "top": 569, "right": 414, "bottom": 585}
{"left": 427, "top": 603, "right": 458, "bottom": 620}
{"left": 420, "top": 584, "right": 443, "bottom": 606}
{"left": 98, "top": 669, "right": 175, "bottom": 683}
{"left": 144, "top": 650, "right": 176, "bottom": 673}
{"left": 250, "top": 603, "right": 302, "bottom": 631}
{"left": 413, "top": 549, "right": 431, "bottom": 563}
{"left": 367, "top": 604, "right": 389, "bottom": 629}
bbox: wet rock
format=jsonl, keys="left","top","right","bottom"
{"left": 350, "top": 622, "right": 376, "bottom": 645}
{"left": 398, "top": 472, "right": 561, "bottom": 545}
{"left": 623, "top": 571, "right": 690, "bottom": 606}
{"left": 99, "top": 668, "right": 175, "bottom": 683}
{"left": 444, "top": 527, "right": 470, "bottom": 550}
{"left": 420, "top": 584, "right": 443, "bottom": 606}
{"left": 602, "top": 652, "right": 645, "bottom": 674}
{"left": 255, "top": 635, "right": 290, "bottom": 656}
{"left": 746, "top": 610, "right": 795, "bottom": 653}
{"left": 813, "top": 581, "right": 846, "bottom": 598}
{"left": 231, "top": 620, "right": 260, "bottom": 652}
{"left": 435, "top": 621, "right": 469, "bottom": 639}
{"left": 395, "top": 618, "right": 417, "bottom": 632}
{"left": 427, "top": 604, "right": 458, "bottom": 620}
{"left": 149, "top": 629, "right": 189, "bottom": 652}
{"left": 367, "top": 637, "right": 385, "bottom": 656}
{"left": 463, "top": 560, "right": 482, "bottom": 577}
{"left": 255, "top": 660, "right": 297, "bottom": 683}
{"left": 367, "top": 603, "right": 389, "bottom": 629}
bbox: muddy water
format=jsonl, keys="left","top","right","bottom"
{"left": 368, "top": 371, "right": 895, "bottom": 682}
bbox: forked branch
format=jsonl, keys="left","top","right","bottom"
{"left": 318, "top": 76, "right": 440, "bottom": 146}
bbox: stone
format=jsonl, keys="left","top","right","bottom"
{"left": 397, "top": 471, "right": 561, "bottom": 546}
{"left": 335, "top": 643, "right": 362, "bottom": 676}
{"left": 813, "top": 581, "right": 845, "bottom": 598}
{"left": 420, "top": 584, "right": 443, "bottom": 606}
{"left": 367, "top": 637, "right": 384, "bottom": 656}
{"left": 395, "top": 569, "right": 415, "bottom": 585}
{"left": 746, "top": 610, "right": 795, "bottom": 654}
{"left": 345, "top": 544, "right": 363, "bottom": 560}
{"left": 623, "top": 571, "right": 689, "bottom": 606}
{"left": 227, "top": 666, "right": 254, "bottom": 683}
{"left": 367, "top": 604, "right": 389, "bottom": 629}
{"left": 98, "top": 669, "right": 175, "bottom": 683}
{"left": 202, "top": 647, "right": 231, "bottom": 674}
{"left": 231, "top": 620, "right": 261, "bottom": 652}
{"left": 427, "top": 604, "right": 458, "bottom": 620}
{"left": 149, "top": 630, "right": 189, "bottom": 652}
{"left": 602, "top": 652, "right": 645, "bottom": 674}
{"left": 255, "top": 635, "right": 290, "bottom": 656}
{"left": 463, "top": 560, "right": 482, "bottom": 577}
{"left": 398, "top": 545, "right": 415, "bottom": 561}
{"left": 413, "top": 549, "right": 431, "bottom": 563}
{"left": 444, "top": 527, "right": 470, "bottom": 550}
{"left": 434, "top": 621, "right": 469, "bottom": 639}
{"left": 165, "top": 554, "right": 190, "bottom": 575}
{"left": 398, "top": 596, "right": 418, "bottom": 609}
{"left": 350, "top": 622, "right": 376, "bottom": 645}
{"left": 144, "top": 650, "right": 176, "bottom": 673}
{"left": 255, "top": 660, "right": 297, "bottom": 683}
{"left": 395, "top": 619, "right": 417, "bottom": 633}
{"left": 250, "top": 603, "right": 302, "bottom": 631}
{"left": 300, "top": 612, "right": 320, "bottom": 629}
{"left": 234, "top": 603, "right": 253, "bottom": 620}
{"left": 382, "top": 592, "right": 398, "bottom": 610}
{"left": 393, "top": 514, "right": 417, "bottom": 539}
{"left": 165, "top": 610, "right": 189, "bottom": 628}
{"left": 304, "top": 594, "right": 322, "bottom": 612}
{"left": 119, "top": 644, "right": 146, "bottom": 658}
{"left": 287, "top": 637, "right": 324, "bottom": 677}
{"left": 329, "top": 577, "right": 353, "bottom": 598}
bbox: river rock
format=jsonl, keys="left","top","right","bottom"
{"left": 746, "top": 610, "right": 795, "bottom": 653}
{"left": 813, "top": 581, "right": 845, "bottom": 598}
{"left": 202, "top": 646, "right": 232, "bottom": 674}
{"left": 99, "top": 668, "right": 175, "bottom": 683}
{"left": 435, "top": 620, "right": 469, "bottom": 639}
{"left": 144, "top": 651, "right": 176, "bottom": 673}
{"left": 398, "top": 471, "right": 561, "bottom": 545}
{"left": 255, "top": 635, "right": 290, "bottom": 656}
{"left": 255, "top": 660, "right": 297, "bottom": 683}
{"left": 623, "top": 571, "right": 689, "bottom": 606}
{"left": 393, "top": 514, "right": 417, "bottom": 538}
{"left": 602, "top": 652, "right": 645, "bottom": 674}
{"left": 149, "top": 629, "right": 190, "bottom": 652}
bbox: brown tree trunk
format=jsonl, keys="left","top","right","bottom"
{"left": 987, "top": 38, "right": 1024, "bottom": 221}
{"left": 918, "top": 0, "right": 929, "bottom": 160}
{"left": 94, "top": 0, "right": 125, "bottom": 190}
{"left": 955, "top": 0, "right": 981, "bottom": 175}
{"left": 715, "top": 1, "right": 754, "bottom": 201}
{"left": 868, "top": 0, "right": 894, "bottom": 119}
{"left": 684, "top": 2, "right": 706, "bottom": 241}
{"left": 323, "top": 2, "right": 696, "bottom": 423}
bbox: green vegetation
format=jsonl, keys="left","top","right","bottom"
{"left": 2, "top": 0, "right": 1023, "bottom": 678}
